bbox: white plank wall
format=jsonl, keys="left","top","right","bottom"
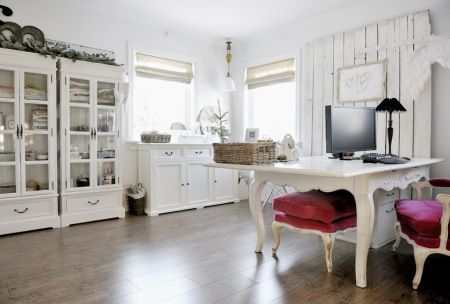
{"left": 302, "top": 10, "right": 431, "bottom": 158}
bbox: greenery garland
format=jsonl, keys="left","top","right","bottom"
{"left": 0, "top": 34, "right": 119, "bottom": 66}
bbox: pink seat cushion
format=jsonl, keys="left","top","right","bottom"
{"left": 275, "top": 211, "right": 356, "bottom": 233}
{"left": 395, "top": 199, "right": 450, "bottom": 249}
{"left": 273, "top": 190, "right": 356, "bottom": 224}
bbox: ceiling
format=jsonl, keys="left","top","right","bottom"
{"left": 72, "top": 0, "right": 361, "bottom": 40}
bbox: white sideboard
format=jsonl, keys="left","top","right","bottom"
{"left": 138, "top": 143, "right": 239, "bottom": 216}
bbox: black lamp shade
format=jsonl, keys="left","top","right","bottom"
{"left": 375, "top": 98, "right": 406, "bottom": 113}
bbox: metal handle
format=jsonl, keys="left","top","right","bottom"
{"left": 93, "top": 128, "right": 97, "bottom": 139}
{"left": 20, "top": 125, "right": 23, "bottom": 138}
{"left": 385, "top": 207, "right": 395, "bottom": 214}
{"left": 91, "top": 128, "right": 94, "bottom": 139}
{"left": 165, "top": 152, "right": 173, "bottom": 156}
{"left": 16, "top": 124, "right": 20, "bottom": 138}
{"left": 88, "top": 200, "right": 99, "bottom": 205}
{"left": 14, "top": 208, "right": 28, "bottom": 214}
{"left": 386, "top": 192, "right": 395, "bottom": 197}
{"left": 214, "top": 180, "right": 217, "bottom": 183}
{"left": 186, "top": 182, "right": 190, "bottom": 186}
{"left": 181, "top": 183, "right": 184, "bottom": 187}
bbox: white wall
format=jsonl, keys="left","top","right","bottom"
{"left": 231, "top": 0, "right": 450, "bottom": 179}
{"left": 3, "top": 0, "right": 229, "bottom": 187}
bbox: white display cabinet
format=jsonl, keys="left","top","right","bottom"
{"left": 0, "top": 49, "right": 59, "bottom": 235}
{"left": 138, "top": 143, "right": 239, "bottom": 216}
{"left": 58, "top": 59, "right": 125, "bottom": 226}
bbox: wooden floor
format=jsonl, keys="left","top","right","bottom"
{"left": 1, "top": 202, "right": 449, "bottom": 304}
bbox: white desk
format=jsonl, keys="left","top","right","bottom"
{"left": 205, "top": 156, "right": 442, "bottom": 288}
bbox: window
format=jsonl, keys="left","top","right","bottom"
{"left": 132, "top": 52, "right": 194, "bottom": 139}
{"left": 246, "top": 58, "right": 297, "bottom": 141}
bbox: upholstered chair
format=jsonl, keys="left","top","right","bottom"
{"left": 272, "top": 190, "right": 357, "bottom": 272}
{"left": 393, "top": 178, "right": 450, "bottom": 289}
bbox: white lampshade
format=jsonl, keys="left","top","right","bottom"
{"left": 223, "top": 75, "right": 236, "bottom": 92}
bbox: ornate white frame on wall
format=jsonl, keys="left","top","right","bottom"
{"left": 337, "top": 60, "right": 387, "bottom": 104}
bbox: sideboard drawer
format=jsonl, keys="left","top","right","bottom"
{"left": 67, "top": 193, "right": 119, "bottom": 213}
{"left": 0, "top": 200, "right": 54, "bottom": 220}
{"left": 153, "top": 148, "right": 182, "bottom": 159}
{"left": 186, "top": 148, "right": 211, "bottom": 158}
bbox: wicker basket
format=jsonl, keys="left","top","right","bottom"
{"left": 213, "top": 142, "right": 276, "bottom": 165}
{"left": 127, "top": 196, "right": 146, "bottom": 216}
{"left": 141, "top": 132, "right": 171, "bottom": 143}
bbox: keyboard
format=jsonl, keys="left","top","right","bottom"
{"left": 360, "top": 153, "right": 410, "bottom": 164}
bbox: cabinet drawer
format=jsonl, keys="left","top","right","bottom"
{"left": 153, "top": 149, "right": 182, "bottom": 158}
{"left": 376, "top": 201, "right": 397, "bottom": 244}
{"left": 377, "top": 189, "right": 399, "bottom": 206}
{"left": 186, "top": 148, "right": 211, "bottom": 158}
{"left": 0, "top": 200, "right": 54, "bottom": 220}
{"left": 67, "top": 193, "right": 120, "bottom": 213}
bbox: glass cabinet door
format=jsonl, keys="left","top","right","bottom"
{"left": 21, "top": 71, "right": 52, "bottom": 195}
{"left": 67, "top": 77, "right": 93, "bottom": 190}
{"left": 0, "top": 67, "right": 20, "bottom": 197}
{"left": 95, "top": 80, "right": 118, "bottom": 188}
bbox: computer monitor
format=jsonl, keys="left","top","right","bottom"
{"left": 325, "top": 105, "right": 376, "bottom": 159}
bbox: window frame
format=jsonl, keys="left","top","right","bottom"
{"left": 127, "top": 43, "right": 198, "bottom": 141}
{"left": 244, "top": 51, "right": 302, "bottom": 142}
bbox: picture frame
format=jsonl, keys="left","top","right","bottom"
{"left": 337, "top": 60, "right": 386, "bottom": 104}
{"left": 245, "top": 128, "right": 259, "bottom": 143}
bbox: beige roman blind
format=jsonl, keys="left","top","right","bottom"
{"left": 135, "top": 52, "right": 194, "bottom": 84}
{"left": 245, "top": 58, "right": 295, "bottom": 89}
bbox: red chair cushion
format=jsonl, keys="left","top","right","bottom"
{"left": 395, "top": 199, "right": 450, "bottom": 249}
{"left": 429, "top": 178, "right": 450, "bottom": 187}
{"left": 275, "top": 211, "right": 356, "bottom": 233}
{"left": 273, "top": 190, "right": 356, "bottom": 224}
{"left": 399, "top": 223, "right": 450, "bottom": 250}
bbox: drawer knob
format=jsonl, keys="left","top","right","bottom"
{"left": 165, "top": 152, "right": 173, "bottom": 156}
{"left": 14, "top": 208, "right": 29, "bottom": 214}
{"left": 88, "top": 200, "right": 100, "bottom": 205}
{"left": 386, "top": 193, "right": 395, "bottom": 197}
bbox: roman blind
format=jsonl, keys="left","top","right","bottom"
{"left": 135, "top": 52, "right": 194, "bottom": 84}
{"left": 245, "top": 58, "right": 295, "bottom": 89}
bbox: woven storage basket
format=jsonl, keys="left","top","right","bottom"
{"left": 127, "top": 196, "right": 146, "bottom": 216}
{"left": 213, "top": 142, "right": 276, "bottom": 165}
{"left": 141, "top": 132, "right": 171, "bottom": 143}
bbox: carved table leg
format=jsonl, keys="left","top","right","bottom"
{"left": 354, "top": 192, "right": 375, "bottom": 288}
{"left": 248, "top": 174, "right": 267, "bottom": 253}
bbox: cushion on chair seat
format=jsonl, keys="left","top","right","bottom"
{"left": 399, "top": 223, "right": 450, "bottom": 250}
{"left": 395, "top": 200, "right": 450, "bottom": 249}
{"left": 275, "top": 211, "right": 356, "bottom": 233}
{"left": 429, "top": 178, "right": 450, "bottom": 187}
{"left": 273, "top": 190, "right": 356, "bottom": 224}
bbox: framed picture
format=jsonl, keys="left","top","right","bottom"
{"left": 337, "top": 60, "right": 386, "bottom": 104}
{"left": 245, "top": 128, "right": 259, "bottom": 143}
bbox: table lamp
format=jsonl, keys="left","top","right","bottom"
{"left": 375, "top": 98, "right": 406, "bottom": 156}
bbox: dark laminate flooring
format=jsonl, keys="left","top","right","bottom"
{"left": 0, "top": 202, "right": 449, "bottom": 304}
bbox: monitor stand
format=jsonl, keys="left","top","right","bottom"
{"left": 336, "top": 153, "right": 359, "bottom": 161}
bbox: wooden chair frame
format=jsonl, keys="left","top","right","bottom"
{"left": 272, "top": 221, "right": 354, "bottom": 272}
